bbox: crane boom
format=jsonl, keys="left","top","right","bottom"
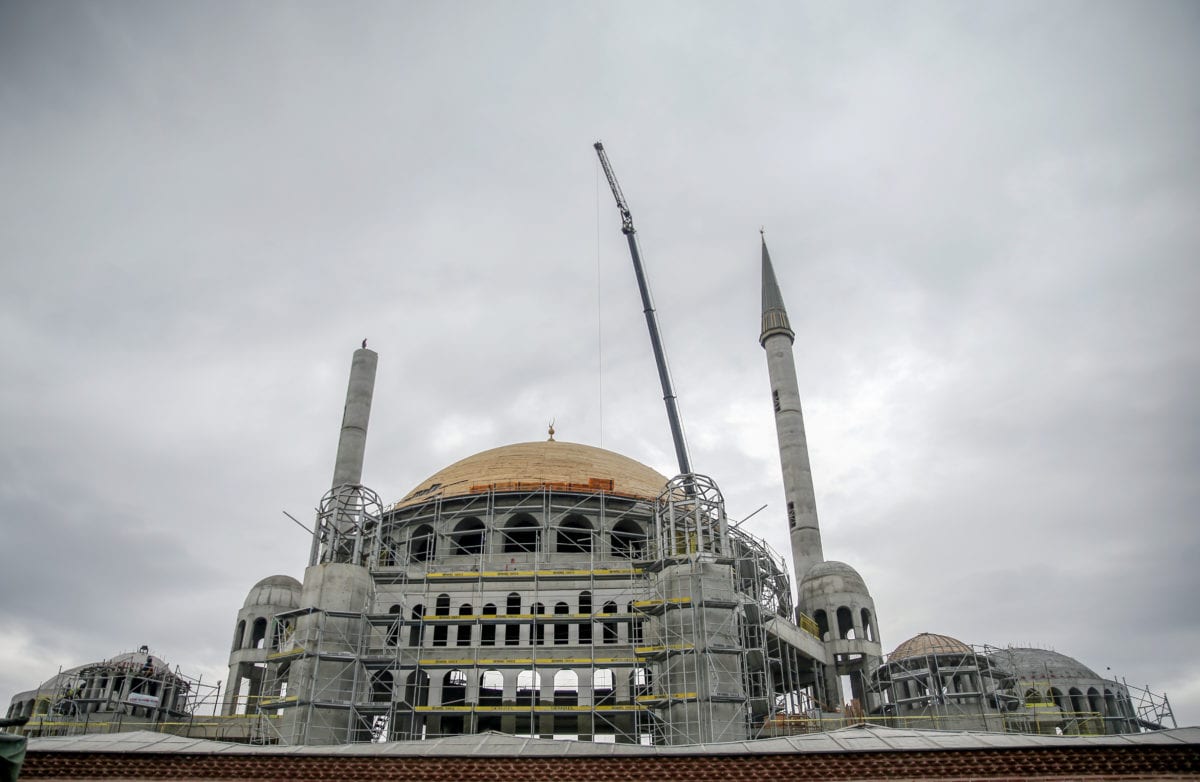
{"left": 593, "top": 141, "right": 692, "bottom": 477}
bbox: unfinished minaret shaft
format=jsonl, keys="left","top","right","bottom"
{"left": 285, "top": 345, "right": 381, "bottom": 745}
{"left": 759, "top": 238, "right": 825, "bottom": 586}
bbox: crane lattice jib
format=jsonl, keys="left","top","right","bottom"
{"left": 593, "top": 141, "right": 692, "bottom": 477}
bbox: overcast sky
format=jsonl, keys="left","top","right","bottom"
{"left": 1, "top": 1, "right": 1197, "bottom": 727}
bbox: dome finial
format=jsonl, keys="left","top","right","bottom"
{"left": 547, "top": 419, "right": 556, "bottom": 441}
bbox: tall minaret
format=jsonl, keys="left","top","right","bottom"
{"left": 759, "top": 236, "right": 825, "bottom": 586}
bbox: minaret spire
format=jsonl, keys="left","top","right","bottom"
{"left": 759, "top": 235, "right": 795, "bottom": 346}
{"left": 758, "top": 237, "right": 824, "bottom": 587}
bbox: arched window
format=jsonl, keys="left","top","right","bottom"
{"left": 516, "top": 670, "right": 540, "bottom": 706}
{"left": 611, "top": 520, "right": 646, "bottom": 559}
{"left": 532, "top": 603, "right": 545, "bottom": 646}
{"left": 371, "top": 670, "right": 393, "bottom": 703}
{"left": 627, "top": 601, "right": 642, "bottom": 645}
{"left": 451, "top": 517, "right": 485, "bottom": 555}
{"left": 502, "top": 514, "right": 540, "bottom": 553}
{"left": 554, "top": 601, "right": 570, "bottom": 645}
{"left": 602, "top": 601, "right": 618, "bottom": 644}
{"left": 813, "top": 609, "right": 830, "bottom": 641}
{"left": 860, "top": 608, "right": 874, "bottom": 642}
{"left": 631, "top": 667, "right": 652, "bottom": 698}
{"left": 233, "top": 620, "right": 246, "bottom": 651}
{"left": 557, "top": 515, "right": 592, "bottom": 553}
{"left": 442, "top": 670, "right": 467, "bottom": 706}
{"left": 578, "top": 592, "right": 592, "bottom": 644}
{"left": 457, "top": 604, "right": 473, "bottom": 647}
{"left": 251, "top": 617, "right": 268, "bottom": 649}
{"left": 481, "top": 603, "right": 497, "bottom": 646}
{"left": 387, "top": 604, "right": 402, "bottom": 647}
{"left": 433, "top": 594, "right": 451, "bottom": 647}
{"left": 553, "top": 670, "right": 579, "bottom": 706}
{"left": 593, "top": 669, "right": 615, "bottom": 705}
{"left": 409, "top": 604, "right": 425, "bottom": 648}
{"left": 479, "top": 669, "right": 504, "bottom": 706}
{"left": 409, "top": 524, "right": 436, "bottom": 562}
{"left": 405, "top": 670, "right": 429, "bottom": 708}
{"left": 836, "top": 606, "right": 854, "bottom": 640}
{"left": 505, "top": 592, "right": 522, "bottom": 646}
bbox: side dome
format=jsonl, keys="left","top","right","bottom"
{"left": 988, "top": 647, "right": 1102, "bottom": 681}
{"left": 890, "top": 632, "right": 972, "bottom": 660}
{"left": 799, "top": 560, "right": 872, "bottom": 596}
{"left": 396, "top": 440, "right": 669, "bottom": 507}
{"left": 243, "top": 574, "right": 302, "bottom": 608}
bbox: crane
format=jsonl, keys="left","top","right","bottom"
{"left": 593, "top": 141, "right": 692, "bottom": 477}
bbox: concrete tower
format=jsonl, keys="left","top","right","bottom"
{"left": 281, "top": 345, "right": 380, "bottom": 744}
{"left": 759, "top": 238, "right": 824, "bottom": 587}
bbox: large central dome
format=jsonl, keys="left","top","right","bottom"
{"left": 396, "top": 440, "right": 669, "bottom": 507}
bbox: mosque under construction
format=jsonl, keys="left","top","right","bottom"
{"left": 3, "top": 148, "right": 1179, "bottom": 748}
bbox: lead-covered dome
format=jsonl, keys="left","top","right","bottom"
{"left": 988, "top": 647, "right": 1101, "bottom": 681}
{"left": 397, "top": 440, "right": 669, "bottom": 507}
{"left": 890, "top": 632, "right": 973, "bottom": 661}
{"left": 243, "top": 574, "right": 302, "bottom": 608}
{"left": 799, "top": 560, "right": 872, "bottom": 595}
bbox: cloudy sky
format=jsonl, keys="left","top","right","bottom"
{"left": 2, "top": 1, "right": 1197, "bottom": 727}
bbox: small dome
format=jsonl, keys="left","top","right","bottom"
{"left": 890, "top": 632, "right": 973, "bottom": 661}
{"left": 988, "top": 647, "right": 1102, "bottom": 682}
{"left": 397, "top": 440, "right": 669, "bottom": 507}
{"left": 799, "top": 560, "right": 871, "bottom": 595}
{"left": 243, "top": 574, "right": 302, "bottom": 608}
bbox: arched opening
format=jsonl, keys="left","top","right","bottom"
{"left": 1050, "top": 687, "right": 1068, "bottom": 712}
{"left": 479, "top": 670, "right": 504, "bottom": 706}
{"left": 251, "top": 617, "right": 268, "bottom": 649}
{"left": 409, "top": 524, "right": 436, "bottom": 562}
{"left": 631, "top": 667, "right": 652, "bottom": 699}
{"left": 627, "top": 601, "right": 643, "bottom": 645}
{"left": 1070, "top": 688, "right": 1088, "bottom": 730}
{"left": 502, "top": 514, "right": 541, "bottom": 553}
{"left": 451, "top": 517, "right": 485, "bottom": 555}
{"left": 836, "top": 606, "right": 854, "bottom": 640}
{"left": 813, "top": 609, "right": 830, "bottom": 641}
{"left": 611, "top": 520, "right": 646, "bottom": 559}
{"left": 554, "top": 601, "right": 570, "bottom": 645}
{"left": 554, "top": 670, "right": 579, "bottom": 706}
{"left": 271, "top": 618, "right": 289, "bottom": 650}
{"left": 442, "top": 670, "right": 467, "bottom": 706}
{"left": 387, "top": 604, "right": 402, "bottom": 647}
{"left": 602, "top": 602, "right": 618, "bottom": 644}
{"left": 593, "top": 669, "right": 615, "bottom": 705}
{"left": 405, "top": 670, "right": 429, "bottom": 708}
{"left": 557, "top": 515, "right": 592, "bottom": 553}
{"left": 481, "top": 603, "right": 497, "bottom": 646}
{"left": 532, "top": 603, "right": 545, "bottom": 646}
{"left": 233, "top": 620, "right": 246, "bottom": 651}
{"left": 409, "top": 604, "right": 425, "bottom": 648}
{"left": 506, "top": 592, "right": 522, "bottom": 646}
{"left": 516, "top": 670, "right": 541, "bottom": 706}
{"left": 860, "top": 608, "right": 874, "bottom": 642}
{"left": 433, "top": 594, "right": 450, "bottom": 647}
{"left": 457, "top": 604, "right": 473, "bottom": 646}
{"left": 371, "top": 670, "right": 393, "bottom": 703}
{"left": 578, "top": 592, "right": 593, "bottom": 644}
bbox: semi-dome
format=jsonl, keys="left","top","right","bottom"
{"left": 799, "top": 560, "right": 871, "bottom": 595}
{"left": 890, "top": 632, "right": 973, "bottom": 661}
{"left": 397, "top": 440, "right": 669, "bottom": 507}
{"left": 243, "top": 574, "right": 302, "bottom": 608}
{"left": 988, "top": 647, "right": 1102, "bottom": 682}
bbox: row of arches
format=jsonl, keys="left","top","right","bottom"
{"left": 1026, "top": 686, "right": 1134, "bottom": 728}
{"left": 231, "top": 615, "right": 288, "bottom": 652}
{"left": 385, "top": 591, "right": 642, "bottom": 648}
{"left": 812, "top": 606, "right": 877, "bottom": 643}
{"left": 371, "top": 666, "right": 653, "bottom": 708}
{"left": 381, "top": 514, "right": 648, "bottom": 564}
